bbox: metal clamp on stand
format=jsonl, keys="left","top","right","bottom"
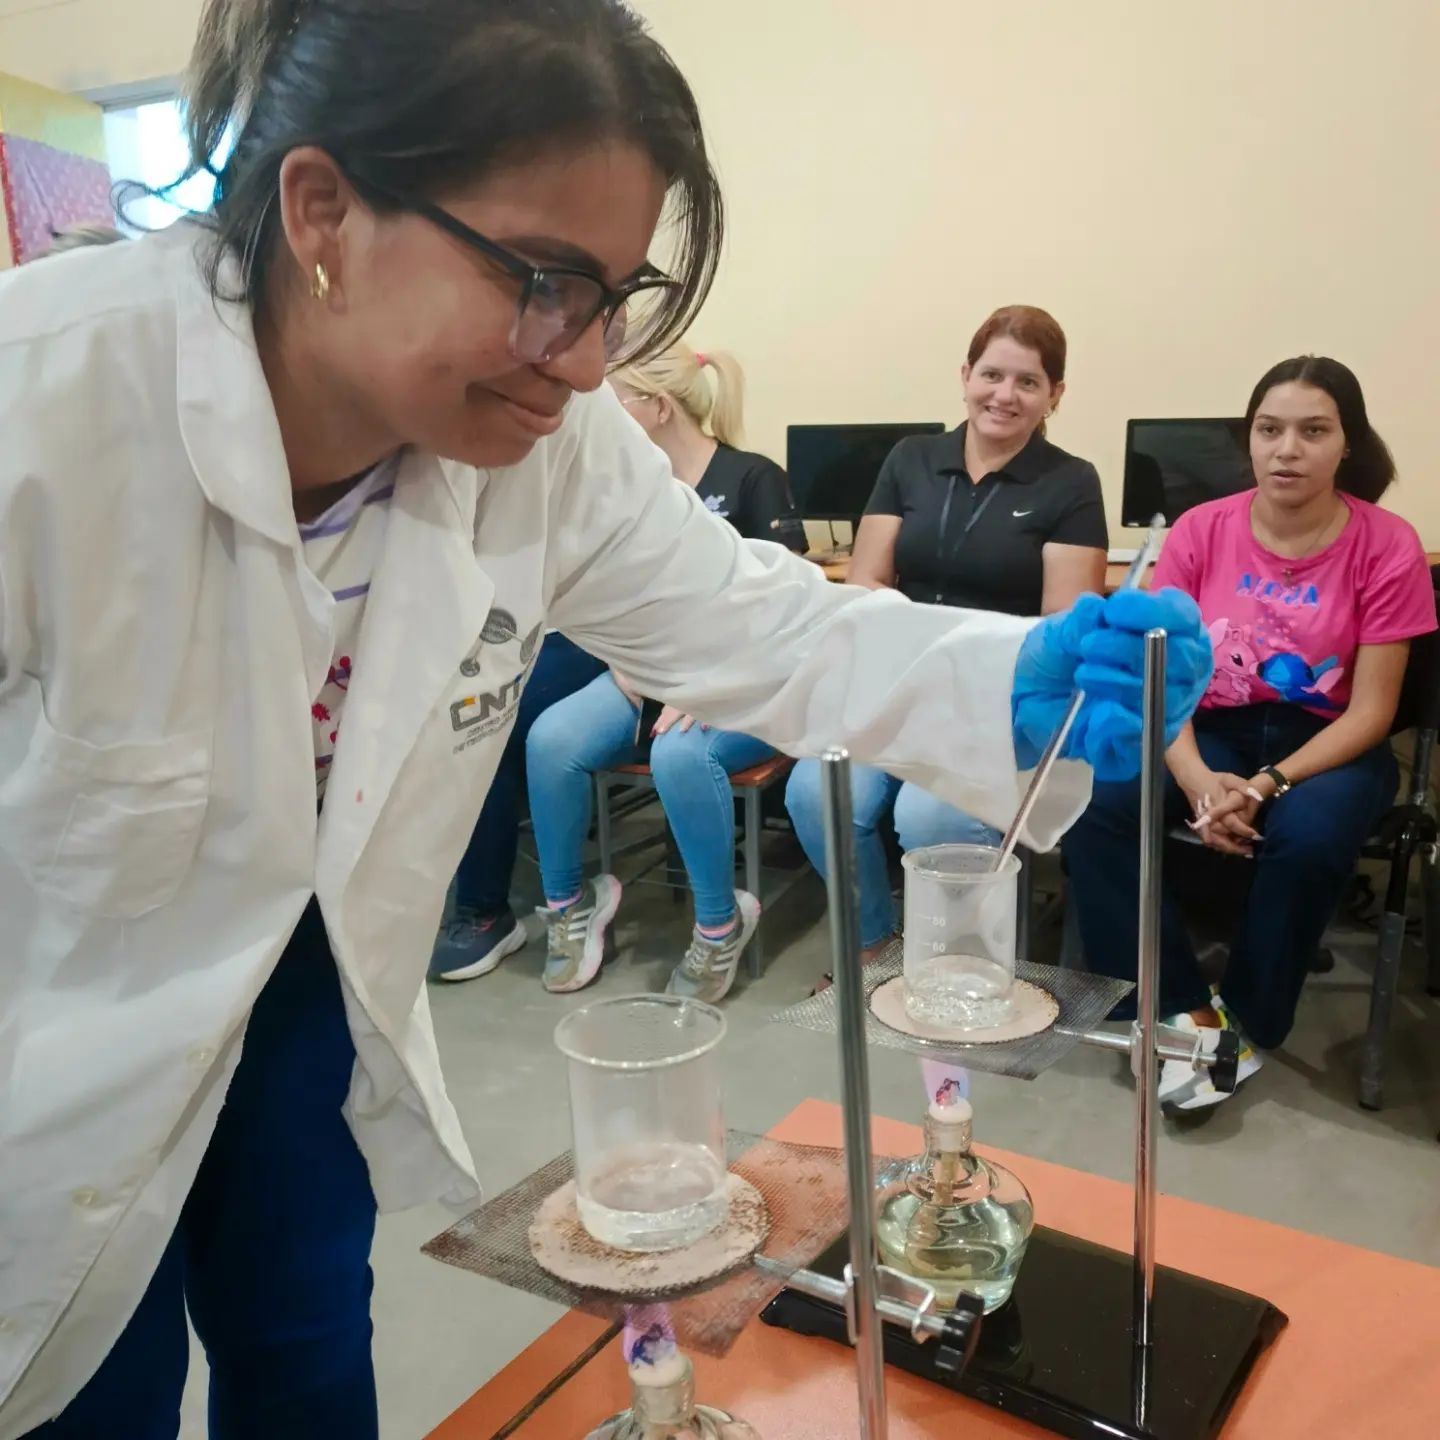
{"left": 871, "top": 1265, "right": 938, "bottom": 1343}
{"left": 761, "top": 1258, "right": 983, "bottom": 1363}
{"left": 1073, "top": 1021, "right": 1241, "bottom": 1094}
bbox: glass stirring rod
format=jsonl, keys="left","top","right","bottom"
{"left": 994, "top": 514, "right": 1167, "bottom": 871}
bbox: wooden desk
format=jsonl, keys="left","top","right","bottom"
{"left": 810, "top": 555, "right": 1132, "bottom": 590}
{"left": 427, "top": 1100, "right": 1440, "bottom": 1439}
{"left": 816, "top": 555, "right": 1440, "bottom": 593}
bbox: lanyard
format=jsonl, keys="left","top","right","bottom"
{"left": 934, "top": 477, "right": 1002, "bottom": 603}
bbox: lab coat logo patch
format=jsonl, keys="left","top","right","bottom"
{"left": 480, "top": 607, "right": 519, "bottom": 646}
{"left": 450, "top": 625, "right": 546, "bottom": 753}
{"left": 462, "top": 609, "right": 542, "bottom": 677}
{"left": 451, "top": 676, "right": 525, "bottom": 735}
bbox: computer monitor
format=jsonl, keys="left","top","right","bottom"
{"left": 1122, "top": 418, "right": 1253, "bottom": 527}
{"left": 787, "top": 422, "right": 947, "bottom": 526}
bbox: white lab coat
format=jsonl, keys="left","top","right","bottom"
{"left": 0, "top": 224, "right": 1089, "bottom": 1432}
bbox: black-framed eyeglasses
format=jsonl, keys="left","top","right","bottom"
{"left": 349, "top": 175, "right": 679, "bottom": 366}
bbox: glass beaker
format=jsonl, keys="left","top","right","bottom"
{"left": 902, "top": 844, "right": 1018, "bottom": 1031}
{"left": 555, "top": 994, "right": 729, "bottom": 1253}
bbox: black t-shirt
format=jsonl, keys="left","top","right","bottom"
{"left": 695, "top": 444, "right": 808, "bottom": 553}
{"left": 864, "top": 424, "right": 1107, "bottom": 615}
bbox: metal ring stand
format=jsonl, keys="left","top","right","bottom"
{"left": 820, "top": 743, "right": 890, "bottom": 1435}
{"left": 786, "top": 629, "right": 1241, "bottom": 1437}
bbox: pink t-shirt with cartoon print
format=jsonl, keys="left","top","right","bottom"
{"left": 1152, "top": 490, "right": 1435, "bottom": 717}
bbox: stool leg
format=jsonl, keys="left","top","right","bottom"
{"left": 1360, "top": 911, "right": 1405, "bottom": 1111}
{"left": 745, "top": 788, "right": 764, "bottom": 977}
{"left": 595, "top": 775, "right": 614, "bottom": 876}
{"left": 1360, "top": 832, "right": 1416, "bottom": 1111}
{"left": 1424, "top": 844, "right": 1440, "bottom": 997}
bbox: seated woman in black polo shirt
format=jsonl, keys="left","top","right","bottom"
{"left": 786, "top": 305, "right": 1108, "bottom": 981}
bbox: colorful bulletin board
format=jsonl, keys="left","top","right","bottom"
{"left": 0, "top": 70, "right": 113, "bottom": 268}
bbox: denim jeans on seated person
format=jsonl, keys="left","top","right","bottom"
{"left": 1062, "top": 702, "right": 1397, "bottom": 1048}
{"left": 451, "top": 632, "right": 607, "bottom": 915}
{"left": 525, "top": 672, "right": 775, "bottom": 929}
{"left": 784, "top": 759, "right": 1002, "bottom": 950}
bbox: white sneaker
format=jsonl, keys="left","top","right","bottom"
{"left": 1158, "top": 1006, "right": 1262, "bottom": 1112}
{"left": 542, "top": 875, "right": 622, "bottom": 993}
{"left": 1213, "top": 995, "right": 1265, "bottom": 1085}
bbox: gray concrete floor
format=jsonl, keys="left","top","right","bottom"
{"left": 179, "top": 844, "right": 1440, "bottom": 1439}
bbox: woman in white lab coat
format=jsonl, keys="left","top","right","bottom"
{"left": 0, "top": 2, "right": 1209, "bottom": 1436}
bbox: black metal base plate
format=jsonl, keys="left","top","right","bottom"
{"left": 760, "top": 1225, "right": 1287, "bottom": 1439}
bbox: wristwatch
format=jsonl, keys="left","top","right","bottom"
{"left": 1260, "top": 764, "right": 1293, "bottom": 797}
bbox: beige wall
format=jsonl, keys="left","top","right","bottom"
{"left": 0, "top": 0, "right": 193, "bottom": 95}
{"left": 4, "top": 0, "right": 1435, "bottom": 537}
{"left": 634, "top": 0, "right": 1440, "bottom": 542}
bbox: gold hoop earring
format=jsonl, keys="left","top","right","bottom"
{"left": 311, "top": 262, "right": 331, "bottom": 303}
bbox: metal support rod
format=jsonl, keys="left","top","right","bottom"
{"left": 820, "top": 748, "right": 888, "bottom": 1440}
{"left": 1132, "top": 630, "right": 1166, "bottom": 1358}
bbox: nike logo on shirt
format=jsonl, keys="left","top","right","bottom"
{"left": 1013, "top": 509, "right": 1034, "bottom": 518}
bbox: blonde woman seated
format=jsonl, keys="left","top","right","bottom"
{"left": 525, "top": 343, "right": 806, "bottom": 1001}
{"left": 786, "top": 305, "right": 1108, "bottom": 984}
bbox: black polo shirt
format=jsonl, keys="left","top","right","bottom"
{"left": 696, "top": 444, "right": 808, "bottom": 553}
{"left": 864, "top": 424, "right": 1107, "bottom": 615}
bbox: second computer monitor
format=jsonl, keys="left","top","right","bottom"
{"left": 787, "top": 422, "right": 946, "bottom": 526}
{"left": 1122, "top": 417, "right": 1253, "bottom": 528}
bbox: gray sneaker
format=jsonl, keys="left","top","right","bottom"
{"left": 542, "top": 875, "right": 622, "bottom": 993}
{"left": 666, "top": 891, "right": 761, "bottom": 1003}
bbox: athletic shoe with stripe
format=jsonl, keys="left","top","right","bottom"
{"left": 665, "top": 891, "right": 761, "bottom": 1004}
{"left": 542, "top": 875, "right": 622, "bottom": 994}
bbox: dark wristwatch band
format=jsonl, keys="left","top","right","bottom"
{"left": 1260, "top": 764, "right": 1293, "bottom": 797}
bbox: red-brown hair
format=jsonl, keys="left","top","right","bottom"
{"left": 966, "top": 305, "right": 1068, "bottom": 387}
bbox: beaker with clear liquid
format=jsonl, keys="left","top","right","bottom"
{"left": 555, "top": 994, "right": 728, "bottom": 1253}
{"left": 902, "top": 844, "right": 1019, "bottom": 1031}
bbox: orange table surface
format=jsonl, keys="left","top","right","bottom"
{"left": 428, "top": 1100, "right": 1440, "bottom": 1440}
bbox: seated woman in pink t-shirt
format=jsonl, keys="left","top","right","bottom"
{"left": 1064, "top": 356, "right": 1436, "bottom": 1111}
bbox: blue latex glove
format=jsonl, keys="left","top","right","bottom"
{"left": 1012, "top": 587, "right": 1213, "bottom": 782}
{"left": 1010, "top": 593, "right": 1104, "bottom": 770}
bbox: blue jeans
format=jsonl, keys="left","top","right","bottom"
{"left": 785, "top": 760, "right": 1001, "bottom": 949}
{"left": 27, "top": 901, "right": 378, "bottom": 1440}
{"left": 1062, "top": 703, "right": 1398, "bottom": 1048}
{"left": 526, "top": 674, "right": 774, "bottom": 929}
{"left": 451, "top": 633, "right": 607, "bottom": 913}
